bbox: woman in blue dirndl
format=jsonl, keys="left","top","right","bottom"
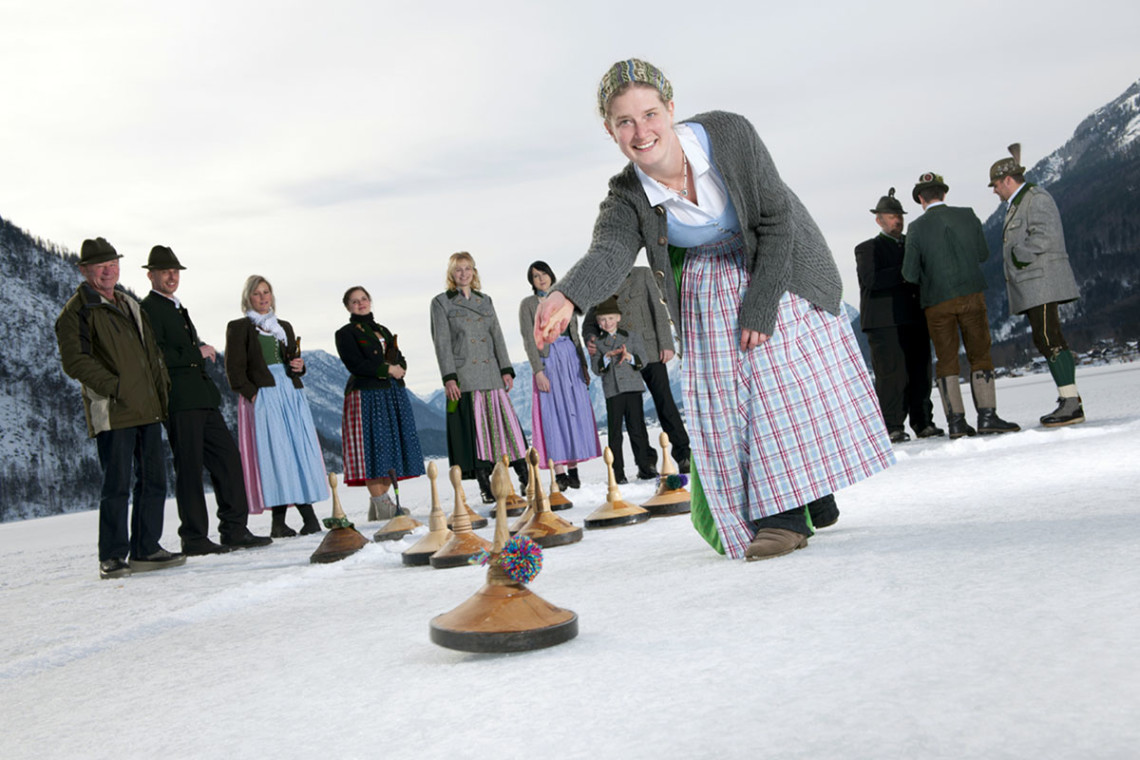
{"left": 225, "top": 275, "right": 328, "bottom": 538}
{"left": 335, "top": 286, "right": 424, "bottom": 520}
{"left": 535, "top": 59, "right": 894, "bottom": 561}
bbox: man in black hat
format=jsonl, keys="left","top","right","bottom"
{"left": 56, "top": 238, "right": 186, "bottom": 579}
{"left": 141, "top": 246, "right": 272, "bottom": 554}
{"left": 989, "top": 145, "right": 1084, "bottom": 427}
{"left": 855, "top": 188, "right": 942, "bottom": 443}
{"left": 901, "top": 174, "right": 1019, "bottom": 438}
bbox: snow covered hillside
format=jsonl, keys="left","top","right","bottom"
{"left": 2, "top": 363, "right": 1138, "bottom": 759}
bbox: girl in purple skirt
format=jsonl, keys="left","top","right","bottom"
{"left": 518, "top": 261, "right": 601, "bottom": 490}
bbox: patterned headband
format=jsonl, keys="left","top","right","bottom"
{"left": 597, "top": 59, "right": 673, "bottom": 116}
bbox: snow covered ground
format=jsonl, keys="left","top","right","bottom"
{"left": 2, "top": 363, "right": 1139, "bottom": 759}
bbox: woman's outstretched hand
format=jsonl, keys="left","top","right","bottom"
{"left": 740, "top": 328, "right": 771, "bottom": 351}
{"left": 534, "top": 291, "right": 576, "bottom": 350}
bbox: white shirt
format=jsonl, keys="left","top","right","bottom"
{"left": 635, "top": 123, "right": 729, "bottom": 226}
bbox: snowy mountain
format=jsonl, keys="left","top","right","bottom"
{"left": 981, "top": 77, "right": 1140, "bottom": 363}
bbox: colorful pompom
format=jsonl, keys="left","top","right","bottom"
{"left": 468, "top": 549, "right": 491, "bottom": 567}
{"left": 661, "top": 473, "right": 689, "bottom": 491}
{"left": 498, "top": 536, "right": 543, "bottom": 584}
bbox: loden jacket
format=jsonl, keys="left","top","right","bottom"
{"left": 1002, "top": 183, "right": 1080, "bottom": 315}
{"left": 334, "top": 315, "right": 408, "bottom": 394}
{"left": 430, "top": 289, "right": 515, "bottom": 392}
{"left": 854, "top": 233, "right": 924, "bottom": 330}
{"left": 56, "top": 283, "right": 170, "bottom": 437}
{"left": 224, "top": 317, "right": 305, "bottom": 402}
{"left": 141, "top": 292, "right": 222, "bottom": 414}
{"left": 900, "top": 204, "right": 990, "bottom": 308}
{"left": 580, "top": 266, "right": 676, "bottom": 360}
{"left": 592, "top": 328, "right": 647, "bottom": 399}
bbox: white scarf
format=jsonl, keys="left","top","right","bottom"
{"left": 245, "top": 309, "right": 287, "bottom": 342}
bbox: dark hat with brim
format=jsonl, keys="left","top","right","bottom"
{"left": 79, "top": 237, "right": 122, "bottom": 266}
{"left": 912, "top": 172, "right": 949, "bottom": 204}
{"left": 870, "top": 187, "right": 906, "bottom": 215}
{"left": 988, "top": 143, "right": 1026, "bottom": 187}
{"left": 595, "top": 296, "right": 622, "bottom": 316}
{"left": 143, "top": 245, "right": 186, "bottom": 270}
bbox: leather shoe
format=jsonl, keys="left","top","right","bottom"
{"left": 888, "top": 428, "right": 911, "bottom": 443}
{"left": 636, "top": 468, "right": 658, "bottom": 480}
{"left": 675, "top": 457, "right": 691, "bottom": 474}
{"left": 744, "top": 528, "right": 809, "bottom": 562}
{"left": 129, "top": 547, "right": 187, "bottom": 572}
{"left": 220, "top": 527, "right": 273, "bottom": 549}
{"left": 182, "top": 538, "right": 235, "bottom": 556}
{"left": 99, "top": 558, "right": 132, "bottom": 580}
{"left": 614, "top": 474, "right": 628, "bottom": 485}
{"left": 915, "top": 424, "right": 945, "bottom": 438}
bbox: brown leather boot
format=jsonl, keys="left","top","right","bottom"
{"left": 744, "top": 528, "right": 809, "bottom": 562}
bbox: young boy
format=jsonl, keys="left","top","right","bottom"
{"left": 591, "top": 297, "right": 658, "bottom": 484}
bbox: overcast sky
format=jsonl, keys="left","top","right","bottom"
{"left": 4, "top": 1, "right": 1139, "bottom": 393}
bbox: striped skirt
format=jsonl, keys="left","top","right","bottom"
{"left": 446, "top": 388, "right": 529, "bottom": 476}
{"left": 342, "top": 386, "right": 425, "bottom": 486}
{"left": 531, "top": 336, "right": 601, "bottom": 468}
{"left": 237, "top": 363, "right": 329, "bottom": 514}
{"left": 682, "top": 234, "right": 894, "bottom": 558}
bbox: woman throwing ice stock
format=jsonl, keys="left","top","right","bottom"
{"left": 534, "top": 59, "right": 894, "bottom": 561}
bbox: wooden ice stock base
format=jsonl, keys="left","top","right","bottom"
{"left": 583, "top": 447, "right": 650, "bottom": 529}
{"left": 515, "top": 450, "right": 582, "bottom": 548}
{"left": 430, "top": 463, "right": 578, "bottom": 653}
{"left": 401, "top": 462, "right": 452, "bottom": 566}
{"left": 310, "top": 473, "right": 369, "bottom": 564}
{"left": 640, "top": 432, "right": 691, "bottom": 516}
{"left": 429, "top": 465, "right": 492, "bottom": 569}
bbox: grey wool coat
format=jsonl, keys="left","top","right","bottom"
{"left": 430, "top": 289, "right": 515, "bottom": 392}
{"left": 1002, "top": 183, "right": 1080, "bottom": 315}
{"left": 581, "top": 266, "right": 676, "bottom": 360}
{"left": 592, "top": 328, "right": 647, "bottom": 398}
{"left": 553, "top": 111, "right": 842, "bottom": 345}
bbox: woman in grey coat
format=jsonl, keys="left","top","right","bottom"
{"left": 534, "top": 59, "right": 894, "bottom": 561}
{"left": 430, "top": 251, "right": 528, "bottom": 503}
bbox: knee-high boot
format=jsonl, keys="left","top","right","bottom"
{"left": 969, "top": 370, "right": 1020, "bottom": 434}
{"left": 936, "top": 376, "right": 976, "bottom": 439}
{"left": 270, "top": 506, "right": 297, "bottom": 538}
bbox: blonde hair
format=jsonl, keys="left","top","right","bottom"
{"left": 240, "top": 274, "right": 275, "bottom": 313}
{"left": 445, "top": 251, "right": 481, "bottom": 291}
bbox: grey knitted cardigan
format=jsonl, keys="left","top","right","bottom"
{"left": 554, "top": 110, "right": 842, "bottom": 344}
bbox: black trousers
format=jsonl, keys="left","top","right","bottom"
{"left": 865, "top": 323, "right": 935, "bottom": 433}
{"left": 95, "top": 423, "right": 166, "bottom": 561}
{"left": 166, "top": 408, "right": 250, "bottom": 541}
{"left": 605, "top": 392, "right": 656, "bottom": 476}
{"left": 640, "top": 362, "right": 690, "bottom": 460}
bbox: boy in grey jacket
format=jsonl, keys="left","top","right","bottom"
{"left": 591, "top": 298, "right": 657, "bottom": 483}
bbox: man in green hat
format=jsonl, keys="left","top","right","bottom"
{"left": 141, "top": 245, "right": 272, "bottom": 554}
{"left": 855, "top": 188, "right": 942, "bottom": 443}
{"left": 901, "top": 174, "right": 1020, "bottom": 438}
{"left": 989, "top": 144, "right": 1084, "bottom": 427}
{"left": 56, "top": 237, "right": 186, "bottom": 579}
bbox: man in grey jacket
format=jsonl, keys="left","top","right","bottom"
{"left": 990, "top": 144, "right": 1084, "bottom": 426}
{"left": 582, "top": 266, "right": 690, "bottom": 471}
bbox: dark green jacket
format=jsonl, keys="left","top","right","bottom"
{"left": 56, "top": 283, "right": 170, "bottom": 437}
{"left": 141, "top": 292, "right": 222, "bottom": 414}
{"left": 901, "top": 204, "right": 990, "bottom": 308}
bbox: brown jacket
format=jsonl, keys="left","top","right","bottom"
{"left": 224, "top": 317, "right": 305, "bottom": 402}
